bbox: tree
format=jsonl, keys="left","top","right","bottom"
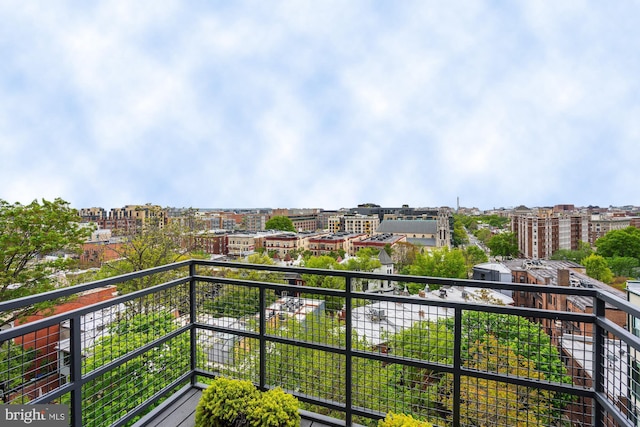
{"left": 551, "top": 241, "right": 593, "bottom": 263}
{"left": 343, "top": 248, "right": 382, "bottom": 272}
{"left": 595, "top": 227, "right": 640, "bottom": 260}
{"left": 463, "top": 246, "right": 488, "bottom": 276}
{"left": 439, "top": 336, "right": 553, "bottom": 426}
{"left": 582, "top": 253, "right": 613, "bottom": 283}
{"left": 386, "top": 314, "right": 565, "bottom": 425}
{"left": 204, "top": 254, "right": 282, "bottom": 317}
{"left": 407, "top": 247, "right": 467, "bottom": 281}
{"left": 0, "top": 198, "right": 92, "bottom": 326}
{"left": 473, "top": 228, "right": 492, "bottom": 245}
{"left": 451, "top": 216, "right": 468, "bottom": 247}
{"left": 301, "top": 256, "right": 345, "bottom": 311}
{"left": 265, "top": 216, "right": 296, "bottom": 233}
{"left": 607, "top": 256, "right": 639, "bottom": 278}
{"left": 95, "top": 217, "right": 197, "bottom": 295}
{"left": 486, "top": 232, "right": 518, "bottom": 258}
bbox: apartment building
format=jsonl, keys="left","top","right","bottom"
{"left": 327, "top": 214, "right": 380, "bottom": 236}
{"left": 79, "top": 204, "right": 167, "bottom": 233}
{"left": 512, "top": 212, "right": 589, "bottom": 259}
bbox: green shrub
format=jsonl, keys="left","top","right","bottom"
{"left": 195, "top": 377, "right": 300, "bottom": 427}
{"left": 247, "top": 388, "right": 300, "bottom": 427}
{"left": 378, "top": 412, "right": 433, "bottom": 427}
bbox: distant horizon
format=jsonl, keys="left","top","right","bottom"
{"left": 69, "top": 201, "right": 640, "bottom": 212}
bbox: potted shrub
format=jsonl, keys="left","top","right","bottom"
{"left": 378, "top": 412, "right": 433, "bottom": 427}
{"left": 195, "top": 377, "right": 300, "bottom": 427}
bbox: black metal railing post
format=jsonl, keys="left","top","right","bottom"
{"left": 189, "top": 261, "right": 197, "bottom": 385}
{"left": 453, "top": 306, "right": 462, "bottom": 427}
{"left": 593, "top": 296, "right": 606, "bottom": 424}
{"left": 70, "top": 314, "right": 82, "bottom": 427}
{"left": 259, "top": 284, "right": 266, "bottom": 390}
{"left": 345, "top": 275, "right": 353, "bottom": 427}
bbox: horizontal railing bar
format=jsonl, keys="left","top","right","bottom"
{"left": 0, "top": 276, "right": 191, "bottom": 342}
{"left": 0, "top": 260, "right": 192, "bottom": 312}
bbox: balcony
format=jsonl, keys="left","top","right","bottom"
{"left": 1, "top": 259, "right": 640, "bottom": 426}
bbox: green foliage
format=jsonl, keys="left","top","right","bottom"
{"left": 195, "top": 377, "right": 259, "bottom": 426}
{"left": 473, "top": 228, "right": 492, "bottom": 245}
{"left": 551, "top": 241, "right": 593, "bottom": 263}
{"left": 595, "top": 226, "right": 640, "bottom": 259}
{"left": 300, "top": 256, "right": 345, "bottom": 311}
{"left": 265, "top": 216, "right": 296, "bottom": 233}
{"left": 455, "top": 312, "right": 571, "bottom": 387}
{"left": 463, "top": 245, "right": 488, "bottom": 274}
{"left": 582, "top": 253, "right": 614, "bottom": 283}
{"left": 0, "top": 340, "right": 36, "bottom": 394}
{"left": 451, "top": 216, "right": 468, "bottom": 247}
{"left": 439, "top": 336, "right": 553, "bottom": 426}
{"left": 0, "top": 198, "right": 92, "bottom": 325}
{"left": 607, "top": 256, "right": 639, "bottom": 278}
{"left": 195, "top": 377, "right": 300, "bottom": 427}
{"left": 247, "top": 388, "right": 300, "bottom": 427}
{"left": 378, "top": 412, "right": 433, "bottom": 427}
{"left": 486, "top": 232, "right": 518, "bottom": 258}
{"left": 101, "top": 220, "right": 190, "bottom": 295}
{"left": 407, "top": 247, "right": 467, "bottom": 280}
{"left": 80, "top": 311, "right": 194, "bottom": 426}
{"left": 344, "top": 249, "right": 382, "bottom": 272}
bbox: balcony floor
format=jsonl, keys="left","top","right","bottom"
{"left": 134, "top": 386, "right": 339, "bottom": 427}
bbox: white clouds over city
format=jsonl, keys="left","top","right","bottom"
{"left": 0, "top": 1, "right": 638, "bottom": 210}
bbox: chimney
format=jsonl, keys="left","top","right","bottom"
{"left": 556, "top": 269, "right": 569, "bottom": 312}
{"left": 557, "top": 269, "right": 570, "bottom": 287}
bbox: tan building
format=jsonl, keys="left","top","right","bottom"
{"left": 327, "top": 214, "right": 380, "bottom": 236}
{"left": 227, "top": 234, "right": 257, "bottom": 257}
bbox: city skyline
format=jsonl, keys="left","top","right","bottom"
{"left": 1, "top": 2, "right": 639, "bottom": 210}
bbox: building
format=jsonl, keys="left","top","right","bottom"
{"left": 327, "top": 214, "right": 380, "bottom": 236}
{"left": 503, "top": 259, "right": 627, "bottom": 341}
{"left": 376, "top": 216, "right": 451, "bottom": 248}
{"left": 308, "top": 233, "right": 366, "bottom": 257}
{"left": 227, "top": 233, "right": 257, "bottom": 257}
{"left": 263, "top": 232, "right": 327, "bottom": 259}
{"left": 511, "top": 211, "right": 590, "bottom": 259}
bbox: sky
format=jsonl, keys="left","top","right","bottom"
{"left": 1, "top": 2, "right": 639, "bottom": 211}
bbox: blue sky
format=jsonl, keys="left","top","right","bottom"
{"left": 1, "top": 2, "right": 638, "bottom": 211}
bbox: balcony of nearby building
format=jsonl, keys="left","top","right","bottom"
{"left": 1, "top": 259, "right": 640, "bottom": 426}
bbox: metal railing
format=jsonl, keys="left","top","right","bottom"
{"left": 2, "top": 259, "right": 640, "bottom": 427}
